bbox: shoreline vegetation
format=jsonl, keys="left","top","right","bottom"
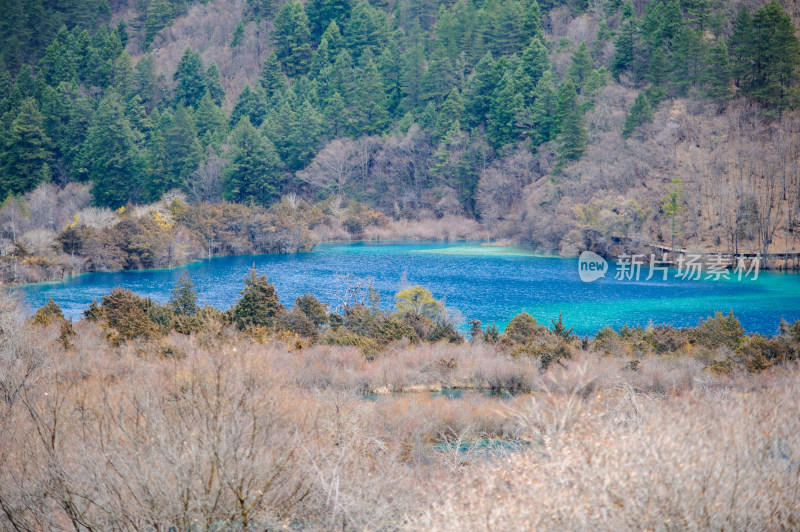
{"left": 2, "top": 182, "right": 797, "bottom": 288}
{"left": 2, "top": 275, "right": 799, "bottom": 529}
{"left": 0, "top": 183, "right": 490, "bottom": 286}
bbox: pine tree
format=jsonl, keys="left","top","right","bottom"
{"left": 273, "top": 1, "right": 312, "bottom": 76}
{"left": 343, "top": 1, "right": 390, "bottom": 57}
{"left": 260, "top": 51, "right": 287, "bottom": 99}
{"left": 728, "top": 7, "right": 754, "bottom": 87}
{"left": 174, "top": 48, "right": 207, "bottom": 108}
{"left": 419, "top": 50, "right": 456, "bottom": 106}
{"left": 568, "top": 42, "right": 593, "bottom": 89}
{"left": 704, "top": 41, "right": 731, "bottom": 102}
{"left": 229, "top": 84, "right": 269, "bottom": 127}
{"left": 323, "top": 91, "right": 347, "bottom": 137}
{"left": 612, "top": 19, "right": 637, "bottom": 80}
{"left": 170, "top": 273, "right": 199, "bottom": 316}
{"left": 487, "top": 70, "right": 523, "bottom": 148}
{"left": 79, "top": 93, "right": 145, "bottom": 207}
{"left": 462, "top": 51, "right": 496, "bottom": 127}
{"left": 205, "top": 63, "right": 226, "bottom": 106}
{"left": 132, "top": 54, "right": 159, "bottom": 110}
{"left": 521, "top": 37, "right": 549, "bottom": 89}
{"left": 194, "top": 92, "right": 228, "bottom": 150}
{"left": 555, "top": 80, "right": 587, "bottom": 166}
{"left": 622, "top": 91, "right": 653, "bottom": 137}
{"left": 149, "top": 106, "right": 201, "bottom": 199}
{"left": 348, "top": 59, "right": 390, "bottom": 135}
{"left": 0, "top": 98, "right": 52, "bottom": 197}
{"left": 528, "top": 69, "right": 557, "bottom": 146}
{"left": 231, "top": 268, "right": 285, "bottom": 330}
{"left": 522, "top": 0, "right": 543, "bottom": 42}
{"left": 488, "top": 0, "right": 525, "bottom": 56}
{"left": 307, "top": 0, "right": 351, "bottom": 40}
{"left": 284, "top": 99, "right": 324, "bottom": 171}
{"left": 646, "top": 45, "right": 669, "bottom": 101}
{"left": 399, "top": 42, "right": 426, "bottom": 113}
{"left": 222, "top": 118, "right": 283, "bottom": 206}
{"left": 748, "top": 0, "right": 800, "bottom": 112}
{"left": 671, "top": 27, "right": 707, "bottom": 96}
{"left": 39, "top": 27, "right": 77, "bottom": 86}
{"left": 434, "top": 87, "right": 465, "bottom": 140}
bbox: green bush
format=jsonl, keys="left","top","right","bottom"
{"left": 31, "top": 298, "right": 65, "bottom": 326}
{"left": 504, "top": 313, "right": 548, "bottom": 344}
{"left": 294, "top": 294, "right": 328, "bottom": 327}
{"left": 231, "top": 269, "right": 286, "bottom": 330}
{"left": 736, "top": 334, "right": 793, "bottom": 372}
{"left": 426, "top": 321, "right": 463, "bottom": 344}
{"left": 645, "top": 325, "right": 689, "bottom": 354}
{"left": 100, "top": 287, "right": 159, "bottom": 341}
{"left": 691, "top": 311, "right": 745, "bottom": 350}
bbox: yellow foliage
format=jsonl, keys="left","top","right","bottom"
{"left": 150, "top": 210, "right": 175, "bottom": 231}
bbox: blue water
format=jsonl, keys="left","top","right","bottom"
{"left": 17, "top": 242, "right": 800, "bottom": 336}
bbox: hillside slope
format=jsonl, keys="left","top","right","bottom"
{"left": 1, "top": 0, "right": 800, "bottom": 269}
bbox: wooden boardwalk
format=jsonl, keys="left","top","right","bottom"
{"left": 647, "top": 244, "right": 800, "bottom": 269}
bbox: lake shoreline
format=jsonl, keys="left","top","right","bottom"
{"left": 5, "top": 236, "right": 539, "bottom": 289}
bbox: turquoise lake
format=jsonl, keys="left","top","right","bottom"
{"left": 17, "top": 241, "right": 800, "bottom": 336}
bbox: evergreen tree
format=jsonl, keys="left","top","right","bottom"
{"left": 646, "top": 45, "right": 669, "bottom": 101}
{"left": 728, "top": 7, "right": 754, "bottom": 87}
{"left": 39, "top": 27, "right": 77, "bottom": 86}
{"left": 671, "top": 27, "right": 707, "bottom": 96}
{"left": 170, "top": 273, "right": 199, "bottom": 316}
{"left": 399, "top": 42, "right": 426, "bottom": 113}
{"left": 323, "top": 91, "right": 347, "bottom": 137}
{"left": 205, "top": 63, "right": 226, "bottom": 106}
{"left": 522, "top": 0, "right": 543, "bottom": 42}
{"left": 260, "top": 51, "right": 288, "bottom": 99}
{"left": 434, "top": 87, "right": 465, "bottom": 140}
{"left": 555, "top": 80, "right": 587, "bottom": 166}
{"left": 462, "top": 51, "right": 496, "bottom": 127}
{"left": 111, "top": 51, "right": 134, "bottom": 91}
{"left": 273, "top": 1, "right": 312, "bottom": 76}
{"left": 174, "top": 48, "right": 207, "bottom": 108}
{"left": 528, "top": 69, "right": 557, "bottom": 146}
{"left": 612, "top": 19, "right": 637, "bottom": 79}
{"left": 748, "top": 0, "right": 800, "bottom": 112}
{"left": 132, "top": 54, "right": 159, "bottom": 110}
{"left": 488, "top": 0, "right": 526, "bottom": 56}
{"left": 79, "top": 93, "right": 145, "bottom": 207}
{"left": 568, "top": 42, "right": 593, "bottom": 89}
{"left": 348, "top": 59, "right": 390, "bottom": 135}
{"left": 222, "top": 117, "right": 283, "bottom": 206}
{"left": 149, "top": 106, "right": 201, "bottom": 199}
{"left": 231, "top": 268, "right": 285, "bottom": 330}
{"left": 487, "top": 70, "right": 523, "bottom": 148}
{"left": 704, "top": 41, "right": 731, "bottom": 102}
{"left": 343, "top": 1, "right": 390, "bottom": 57}
{"left": 307, "top": 0, "right": 351, "bottom": 40}
{"left": 521, "top": 37, "right": 549, "bottom": 89}
{"left": 0, "top": 98, "right": 52, "bottom": 198}
{"left": 194, "top": 92, "right": 228, "bottom": 150}
{"left": 419, "top": 50, "right": 457, "bottom": 105}
{"left": 229, "top": 84, "right": 269, "bottom": 127}
{"left": 273, "top": 99, "right": 324, "bottom": 171}
{"left": 622, "top": 91, "right": 653, "bottom": 137}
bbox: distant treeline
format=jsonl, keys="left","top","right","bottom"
{"left": 1, "top": 0, "right": 799, "bottom": 213}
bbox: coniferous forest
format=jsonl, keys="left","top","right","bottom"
{"left": 2, "top": 0, "right": 800, "bottom": 282}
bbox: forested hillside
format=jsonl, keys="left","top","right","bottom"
{"left": 1, "top": 0, "right": 800, "bottom": 269}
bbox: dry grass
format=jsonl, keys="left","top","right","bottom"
{"left": 414, "top": 365, "right": 800, "bottom": 530}
{"left": 2, "top": 295, "right": 799, "bottom": 530}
